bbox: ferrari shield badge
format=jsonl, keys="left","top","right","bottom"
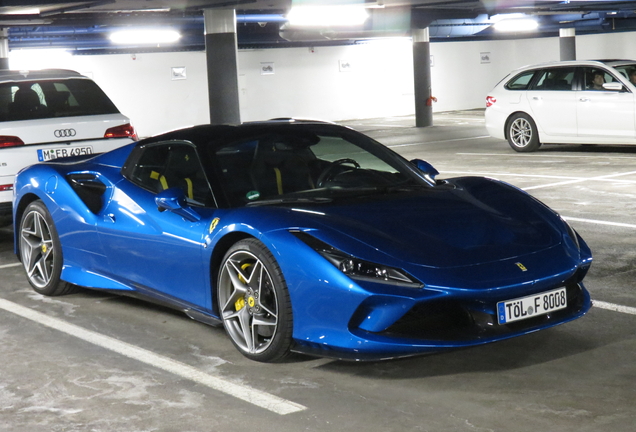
{"left": 209, "top": 217, "right": 220, "bottom": 233}
{"left": 515, "top": 262, "right": 528, "bottom": 272}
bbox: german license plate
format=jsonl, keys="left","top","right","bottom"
{"left": 37, "top": 146, "right": 93, "bottom": 162}
{"left": 497, "top": 287, "right": 567, "bottom": 324}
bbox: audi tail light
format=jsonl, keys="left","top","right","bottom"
{"left": 104, "top": 123, "right": 138, "bottom": 141}
{"left": 486, "top": 96, "right": 497, "bottom": 107}
{"left": 0, "top": 135, "right": 25, "bottom": 148}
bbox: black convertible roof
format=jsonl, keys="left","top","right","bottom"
{"left": 135, "top": 119, "right": 345, "bottom": 149}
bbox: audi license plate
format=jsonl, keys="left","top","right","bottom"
{"left": 37, "top": 146, "right": 93, "bottom": 162}
{"left": 497, "top": 287, "right": 567, "bottom": 324}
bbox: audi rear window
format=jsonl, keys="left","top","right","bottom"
{"left": 0, "top": 78, "right": 120, "bottom": 122}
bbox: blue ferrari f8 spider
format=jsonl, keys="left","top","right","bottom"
{"left": 13, "top": 121, "right": 592, "bottom": 362}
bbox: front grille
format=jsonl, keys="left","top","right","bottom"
{"left": 378, "top": 282, "right": 586, "bottom": 342}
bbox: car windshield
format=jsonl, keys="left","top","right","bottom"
{"left": 212, "top": 126, "right": 429, "bottom": 207}
{"left": 0, "top": 78, "right": 120, "bottom": 122}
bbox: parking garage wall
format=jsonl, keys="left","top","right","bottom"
{"left": 9, "top": 31, "right": 635, "bottom": 137}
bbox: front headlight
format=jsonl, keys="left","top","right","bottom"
{"left": 291, "top": 230, "right": 423, "bottom": 288}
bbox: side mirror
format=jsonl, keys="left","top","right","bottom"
{"left": 410, "top": 159, "right": 439, "bottom": 180}
{"left": 155, "top": 187, "right": 201, "bottom": 222}
{"left": 602, "top": 82, "right": 624, "bottom": 92}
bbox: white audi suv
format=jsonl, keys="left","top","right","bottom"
{"left": 0, "top": 69, "right": 136, "bottom": 225}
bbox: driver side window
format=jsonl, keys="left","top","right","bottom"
{"left": 128, "top": 142, "right": 215, "bottom": 206}
{"left": 582, "top": 67, "right": 621, "bottom": 91}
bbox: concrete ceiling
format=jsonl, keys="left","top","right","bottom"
{"left": 2, "top": 1, "right": 636, "bottom": 53}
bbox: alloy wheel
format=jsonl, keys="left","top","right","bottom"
{"left": 218, "top": 250, "right": 279, "bottom": 355}
{"left": 20, "top": 210, "right": 55, "bottom": 289}
{"left": 510, "top": 118, "right": 533, "bottom": 148}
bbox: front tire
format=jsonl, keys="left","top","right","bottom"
{"left": 507, "top": 113, "right": 541, "bottom": 152}
{"left": 19, "top": 200, "right": 76, "bottom": 296}
{"left": 217, "top": 238, "right": 293, "bottom": 362}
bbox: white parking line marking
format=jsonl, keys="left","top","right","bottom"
{"left": 564, "top": 217, "right": 636, "bottom": 229}
{"left": 522, "top": 170, "right": 636, "bottom": 190}
{"left": 443, "top": 171, "right": 636, "bottom": 184}
{"left": 388, "top": 136, "right": 491, "bottom": 148}
{"left": 441, "top": 169, "right": 636, "bottom": 190}
{"left": 457, "top": 152, "right": 636, "bottom": 160}
{"left": 0, "top": 263, "right": 22, "bottom": 269}
{"left": 593, "top": 300, "right": 636, "bottom": 316}
{"left": 444, "top": 171, "right": 579, "bottom": 180}
{"left": 0, "top": 298, "right": 307, "bottom": 415}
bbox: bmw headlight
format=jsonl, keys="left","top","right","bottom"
{"left": 291, "top": 231, "right": 423, "bottom": 288}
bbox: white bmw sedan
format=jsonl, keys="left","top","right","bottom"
{"left": 485, "top": 60, "right": 636, "bottom": 152}
{"left": 0, "top": 69, "right": 136, "bottom": 224}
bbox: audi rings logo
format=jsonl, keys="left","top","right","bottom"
{"left": 54, "top": 128, "right": 77, "bottom": 138}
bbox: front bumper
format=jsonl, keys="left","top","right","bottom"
{"left": 291, "top": 281, "right": 591, "bottom": 361}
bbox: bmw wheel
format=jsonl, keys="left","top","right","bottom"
{"left": 507, "top": 113, "right": 541, "bottom": 152}
{"left": 19, "top": 200, "right": 76, "bottom": 296}
{"left": 217, "top": 238, "right": 293, "bottom": 362}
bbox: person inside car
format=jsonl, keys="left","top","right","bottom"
{"left": 590, "top": 72, "right": 605, "bottom": 90}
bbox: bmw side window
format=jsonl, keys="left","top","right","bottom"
{"left": 582, "top": 67, "right": 623, "bottom": 91}
{"left": 532, "top": 68, "right": 575, "bottom": 91}
{"left": 611, "top": 64, "right": 636, "bottom": 89}
{"left": 505, "top": 71, "right": 536, "bottom": 90}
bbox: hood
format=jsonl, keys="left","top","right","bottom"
{"left": 303, "top": 178, "right": 563, "bottom": 269}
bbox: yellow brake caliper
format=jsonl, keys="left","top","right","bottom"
{"left": 234, "top": 297, "right": 246, "bottom": 311}
{"left": 234, "top": 263, "right": 253, "bottom": 311}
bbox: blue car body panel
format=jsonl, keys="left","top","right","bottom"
{"left": 13, "top": 122, "right": 592, "bottom": 360}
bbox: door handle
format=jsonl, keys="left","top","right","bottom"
{"left": 532, "top": 96, "right": 541, "bottom": 100}
{"left": 579, "top": 97, "right": 590, "bottom": 102}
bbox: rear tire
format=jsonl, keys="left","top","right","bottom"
{"left": 19, "top": 200, "right": 76, "bottom": 296}
{"left": 507, "top": 113, "right": 541, "bottom": 152}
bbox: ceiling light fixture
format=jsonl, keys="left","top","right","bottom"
{"left": 491, "top": 14, "right": 539, "bottom": 32}
{"left": 6, "top": 8, "right": 40, "bottom": 15}
{"left": 287, "top": 5, "right": 369, "bottom": 27}
{"left": 494, "top": 18, "right": 539, "bottom": 32}
{"left": 9, "top": 49, "right": 72, "bottom": 70}
{"left": 109, "top": 29, "right": 181, "bottom": 45}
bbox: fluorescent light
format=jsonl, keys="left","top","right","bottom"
{"left": 6, "top": 8, "right": 40, "bottom": 15}
{"left": 494, "top": 18, "right": 538, "bottom": 32}
{"left": 287, "top": 5, "right": 369, "bottom": 27}
{"left": 9, "top": 49, "right": 73, "bottom": 70}
{"left": 109, "top": 29, "right": 181, "bottom": 45}
{"left": 491, "top": 14, "right": 538, "bottom": 32}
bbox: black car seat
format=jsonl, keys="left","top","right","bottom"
{"left": 8, "top": 88, "right": 47, "bottom": 120}
{"left": 250, "top": 141, "right": 315, "bottom": 197}
{"left": 156, "top": 146, "right": 211, "bottom": 204}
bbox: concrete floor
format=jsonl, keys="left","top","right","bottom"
{"left": 1, "top": 110, "right": 635, "bottom": 431}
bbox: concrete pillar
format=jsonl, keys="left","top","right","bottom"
{"left": 0, "top": 29, "right": 9, "bottom": 70}
{"left": 559, "top": 28, "right": 576, "bottom": 61}
{"left": 204, "top": 9, "right": 241, "bottom": 125}
{"left": 412, "top": 28, "right": 433, "bottom": 128}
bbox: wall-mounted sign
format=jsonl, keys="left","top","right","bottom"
{"left": 261, "top": 62, "right": 275, "bottom": 75}
{"left": 171, "top": 67, "right": 186, "bottom": 80}
{"left": 339, "top": 60, "right": 352, "bottom": 72}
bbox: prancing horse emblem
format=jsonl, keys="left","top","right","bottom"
{"left": 515, "top": 262, "right": 528, "bottom": 271}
